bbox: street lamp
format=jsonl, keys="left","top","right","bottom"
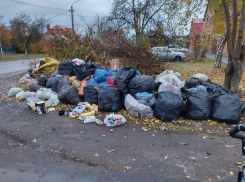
{"left": 71, "top": 0, "right": 81, "bottom": 35}
{"left": 0, "top": 31, "right": 3, "bottom": 59}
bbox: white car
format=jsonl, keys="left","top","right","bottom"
{"left": 167, "top": 44, "right": 188, "bottom": 52}
{"left": 151, "top": 47, "right": 186, "bottom": 61}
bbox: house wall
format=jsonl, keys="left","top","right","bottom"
{"left": 190, "top": 21, "right": 203, "bottom": 51}
{"left": 203, "top": 5, "right": 228, "bottom": 56}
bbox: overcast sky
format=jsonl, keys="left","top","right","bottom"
{"left": 0, "top": 0, "right": 112, "bottom": 33}
{"left": 0, "top": 0, "right": 206, "bottom": 36}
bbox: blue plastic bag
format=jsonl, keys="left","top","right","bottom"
{"left": 87, "top": 78, "right": 98, "bottom": 86}
{"left": 94, "top": 69, "right": 109, "bottom": 83}
{"left": 135, "top": 92, "right": 155, "bottom": 107}
{"left": 98, "top": 81, "right": 109, "bottom": 88}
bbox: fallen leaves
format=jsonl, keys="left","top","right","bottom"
{"left": 225, "top": 145, "right": 235, "bottom": 148}
{"left": 124, "top": 166, "right": 131, "bottom": 170}
{"left": 229, "top": 171, "right": 234, "bottom": 175}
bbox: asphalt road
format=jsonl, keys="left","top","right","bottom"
{"left": 205, "top": 53, "right": 228, "bottom": 64}
{"left": 0, "top": 58, "right": 40, "bottom": 78}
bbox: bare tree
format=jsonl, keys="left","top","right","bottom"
{"left": 9, "top": 12, "right": 47, "bottom": 56}
{"left": 108, "top": 0, "right": 205, "bottom": 38}
{"left": 222, "top": 0, "right": 245, "bottom": 92}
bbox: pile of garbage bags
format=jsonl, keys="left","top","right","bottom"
{"left": 8, "top": 57, "right": 245, "bottom": 125}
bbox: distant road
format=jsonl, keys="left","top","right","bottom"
{"left": 0, "top": 58, "right": 41, "bottom": 78}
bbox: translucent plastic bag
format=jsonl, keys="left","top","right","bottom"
{"left": 36, "top": 88, "right": 54, "bottom": 100}
{"left": 104, "top": 113, "right": 126, "bottom": 127}
{"left": 158, "top": 82, "right": 181, "bottom": 95}
{"left": 19, "top": 92, "right": 36, "bottom": 100}
{"left": 8, "top": 87, "right": 23, "bottom": 97}
{"left": 46, "top": 94, "right": 62, "bottom": 107}
{"left": 125, "top": 94, "right": 153, "bottom": 119}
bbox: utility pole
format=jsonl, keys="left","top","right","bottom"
{"left": 71, "top": 6, "right": 75, "bottom": 35}
{"left": 0, "top": 31, "right": 3, "bottom": 59}
{"left": 71, "top": 0, "right": 81, "bottom": 36}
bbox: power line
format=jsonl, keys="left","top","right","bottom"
{"left": 74, "top": 11, "right": 89, "bottom": 27}
{"left": 48, "top": 10, "right": 70, "bottom": 20}
{"left": 0, "top": 0, "right": 68, "bottom": 11}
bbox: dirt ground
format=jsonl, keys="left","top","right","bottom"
{"left": 0, "top": 73, "right": 244, "bottom": 182}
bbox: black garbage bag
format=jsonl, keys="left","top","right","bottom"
{"left": 181, "top": 87, "right": 211, "bottom": 120}
{"left": 30, "top": 83, "right": 43, "bottom": 92}
{"left": 58, "top": 77, "right": 72, "bottom": 93}
{"left": 121, "top": 93, "right": 128, "bottom": 109}
{"left": 76, "top": 63, "right": 99, "bottom": 81}
{"left": 50, "top": 70, "right": 58, "bottom": 78}
{"left": 39, "top": 60, "right": 45, "bottom": 67}
{"left": 83, "top": 86, "right": 98, "bottom": 105}
{"left": 211, "top": 94, "right": 243, "bottom": 124}
{"left": 37, "top": 74, "right": 48, "bottom": 86}
{"left": 58, "top": 85, "right": 82, "bottom": 105}
{"left": 201, "top": 81, "right": 235, "bottom": 101}
{"left": 153, "top": 92, "right": 184, "bottom": 122}
{"left": 98, "top": 86, "right": 121, "bottom": 112}
{"left": 128, "top": 75, "right": 156, "bottom": 96}
{"left": 113, "top": 66, "right": 136, "bottom": 93}
{"left": 51, "top": 77, "right": 60, "bottom": 93}
{"left": 46, "top": 77, "right": 54, "bottom": 88}
{"left": 184, "top": 77, "right": 201, "bottom": 89}
{"left": 58, "top": 59, "right": 75, "bottom": 76}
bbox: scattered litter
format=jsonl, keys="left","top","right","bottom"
{"left": 27, "top": 97, "right": 47, "bottom": 114}
{"left": 104, "top": 113, "right": 126, "bottom": 127}
{"left": 47, "top": 108, "right": 55, "bottom": 112}
{"left": 160, "top": 125, "right": 168, "bottom": 131}
{"left": 84, "top": 116, "right": 96, "bottom": 123}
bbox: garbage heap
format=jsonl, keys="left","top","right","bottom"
{"left": 8, "top": 58, "right": 245, "bottom": 125}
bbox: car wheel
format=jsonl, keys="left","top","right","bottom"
{"left": 174, "top": 56, "right": 181, "bottom": 62}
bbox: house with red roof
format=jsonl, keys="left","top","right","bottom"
{"left": 44, "top": 24, "right": 80, "bottom": 38}
{"left": 189, "top": 18, "right": 203, "bottom": 51}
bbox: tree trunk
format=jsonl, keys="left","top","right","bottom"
{"left": 232, "top": 58, "right": 243, "bottom": 92}
{"left": 223, "top": 55, "right": 233, "bottom": 89}
{"left": 196, "top": 46, "right": 203, "bottom": 61}
{"left": 214, "top": 30, "right": 227, "bottom": 68}
{"left": 25, "top": 47, "right": 28, "bottom": 56}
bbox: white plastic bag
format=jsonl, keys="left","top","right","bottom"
{"left": 72, "top": 58, "right": 85, "bottom": 66}
{"left": 84, "top": 116, "right": 96, "bottom": 123}
{"left": 158, "top": 82, "right": 181, "bottom": 95}
{"left": 125, "top": 94, "right": 154, "bottom": 119}
{"left": 104, "top": 113, "right": 126, "bottom": 127}
{"left": 8, "top": 87, "right": 23, "bottom": 97}
{"left": 19, "top": 73, "right": 31, "bottom": 83}
{"left": 193, "top": 73, "right": 209, "bottom": 81}
{"left": 155, "top": 70, "right": 184, "bottom": 87}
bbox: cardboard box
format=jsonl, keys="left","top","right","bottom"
{"left": 26, "top": 97, "right": 47, "bottom": 114}
{"left": 25, "top": 79, "right": 37, "bottom": 86}
{"left": 110, "top": 59, "right": 119, "bottom": 71}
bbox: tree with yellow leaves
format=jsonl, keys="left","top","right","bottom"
{"left": 0, "top": 15, "right": 12, "bottom": 50}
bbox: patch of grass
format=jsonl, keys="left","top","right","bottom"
{"left": 0, "top": 53, "right": 48, "bottom": 62}
{"left": 165, "top": 54, "right": 245, "bottom": 89}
